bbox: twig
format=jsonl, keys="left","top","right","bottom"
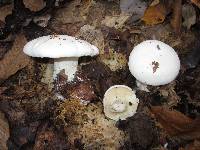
{"left": 171, "top": 0, "right": 182, "bottom": 35}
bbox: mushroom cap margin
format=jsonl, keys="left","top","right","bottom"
{"left": 23, "top": 35, "right": 99, "bottom": 58}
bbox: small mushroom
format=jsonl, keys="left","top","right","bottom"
{"left": 128, "top": 40, "right": 180, "bottom": 91}
{"left": 103, "top": 85, "right": 139, "bottom": 121}
{"left": 23, "top": 35, "right": 99, "bottom": 82}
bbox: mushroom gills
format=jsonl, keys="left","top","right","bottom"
{"left": 111, "top": 101, "right": 127, "bottom": 113}
{"left": 103, "top": 85, "right": 139, "bottom": 121}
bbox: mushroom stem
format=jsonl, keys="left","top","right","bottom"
{"left": 111, "top": 101, "right": 126, "bottom": 113}
{"left": 136, "top": 80, "right": 150, "bottom": 92}
{"left": 53, "top": 57, "right": 79, "bottom": 81}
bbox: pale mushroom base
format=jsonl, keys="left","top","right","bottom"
{"left": 136, "top": 80, "right": 150, "bottom": 92}
{"left": 53, "top": 57, "right": 79, "bottom": 82}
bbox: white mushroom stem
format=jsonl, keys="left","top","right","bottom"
{"left": 136, "top": 80, "right": 150, "bottom": 92}
{"left": 53, "top": 57, "right": 79, "bottom": 81}
{"left": 111, "top": 101, "right": 127, "bottom": 113}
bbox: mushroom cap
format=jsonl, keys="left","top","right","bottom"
{"left": 23, "top": 35, "right": 99, "bottom": 58}
{"left": 103, "top": 85, "right": 139, "bottom": 121}
{"left": 128, "top": 40, "right": 180, "bottom": 86}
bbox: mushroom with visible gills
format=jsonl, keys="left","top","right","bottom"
{"left": 23, "top": 35, "right": 99, "bottom": 82}
{"left": 103, "top": 85, "right": 139, "bottom": 121}
{"left": 128, "top": 40, "right": 180, "bottom": 91}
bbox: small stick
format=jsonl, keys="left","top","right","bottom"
{"left": 171, "top": 0, "right": 182, "bottom": 35}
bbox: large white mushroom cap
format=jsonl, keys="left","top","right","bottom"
{"left": 23, "top": 35, "right": 99, "bottom": 82}
{"left": 128, "top": 40, "right": 180, "bottom": 86}
{"left": 103, "top": 85, "right": 139, "bottom": 121}
{"left": 23, "top": 35, "right": 99, "bottom": 58}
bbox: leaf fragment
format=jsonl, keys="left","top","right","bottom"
{"left": 142, "top": 3, "right": 167, "bottom": 25}
{"left": 0, "top": 34, "right": 30, "bottom": 83}
{"left": 151, "top": 106, "right": 200, "bottom": 140}
{"left": 191, "top": 0, "right": 200, "bottom": 8}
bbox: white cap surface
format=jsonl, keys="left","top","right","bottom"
{"left": 23, "top": 35, "right": 99, "bottom": 58}
{"left": 103, "top": 85, "right": 139, "bottom": 121}
{"left": 128, "top": 40, "right": 180, "bottom": 86}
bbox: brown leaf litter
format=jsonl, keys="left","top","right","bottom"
{"left": 118, "top": 112, "right": 158, "bottom": 150}
{"left": 151, "top": 106, "right": 200, "bottom": 140}
{"left": 10, "top": 121, "right": 40, "bottom": 148}
{"left": 56, "top": 102, "right": 125, "bottom": 149}
{"left": 0, "top": 4, "right": 12, "bottom": 23}
{"left": 142, "top": 3, "right": 167, "bottom": 25}
{"left": 159, "top": 81, "right": 181, "bottom": 107}
{"left": 182, "top": 4, "right": 196, "bottom": 29}
{"left": 0, "top": 34, "right": 30, "bottom": 83}
{"left": 0, "top": 111, "right": 10, "bottom": 150}
{"left": 49, "top": 0, "right": 86, "bottom": 35}
{"left": 181, "top": 140, "right": 200, "bottom": 150}
{"left": 23, "top": 0, "right": 45, "bottom": 12}
{"left": 33, "top": 121, "right": 70, "bottom": 150}
{"left": 191, "top": 0, "right": 200, "bottom": 8}
{"left": 0, "top": 82, "right": 57, "bottom": 126}
{"left": 0, "top": 41, "right": 12, "bottom": 59}
{"left": 55, "top": 99, "right": 86, "bottom": 127}
{"left": 171, "top": 0, "right": 182, "bottom": 35}
{"left": 0, "top": 81, "right": 59, "bottom": 149}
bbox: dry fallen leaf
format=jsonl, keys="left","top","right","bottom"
{"left": 99, "top": 49, "right": 127, "bottom": 71}
{"left": 151, "top": 106, "right": 200, "bottom": 140}
{"left": 51, "top": 0, "right": 84, "bottom": 24}
{"left": 0, "top": 87, "right": 7, "bottom": 95}
{"left": 159, "top": 81, "right": 181, "bottom": 107}
{"left": 34, "top": 122, "right": 69, "bottom": 150}
{"left": 142, "top": 3, "right": 167, "bottom": 25}
{"left": 184, "top": 140, "right": 200, "bottom": 150}
{"left": 0, "top": 4, "right": 12, "bottom": 22}
{"left": 120, "top": 0, "right": 147, "bottom": 22}
{"left": 150, "top": 0, "right": 160, "bottom": 6}
{"left": 0, "top": 111, "right": 9, "bottom": 150}
{"left": 182, "top": 4, "right": 196, "bottom": 29}
{"left": 0, "top": 34, "right": 30, "bottom": 83}
{"left": 23, "top": 0, "right": 45, "bottom": 11}
{"left": 76, "top": 25, "right": 104, "bottom": 54}
{"left": 101, "top": 14, "right": 130, "bottom": 29}
{"left": 191, "top": 0, "right": 200, "bottom": 8}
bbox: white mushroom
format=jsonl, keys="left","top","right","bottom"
{"left": 128, "top": 40, "right": 180, "bottom": 91}
{"left": 103, "top": 85, "right": 139, "bottom": 121}
{"left": 23, "top": 35, "right": 99, "bottom": 82}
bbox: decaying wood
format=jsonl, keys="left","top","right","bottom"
{"left": 171, "top": 0, "right": 182, "bottom": 34}
{"left": 0, "top": 34, "right": 30, "bottom": 83}
{"left": 0, "top": 111, "right": 9, "bottom": 150}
